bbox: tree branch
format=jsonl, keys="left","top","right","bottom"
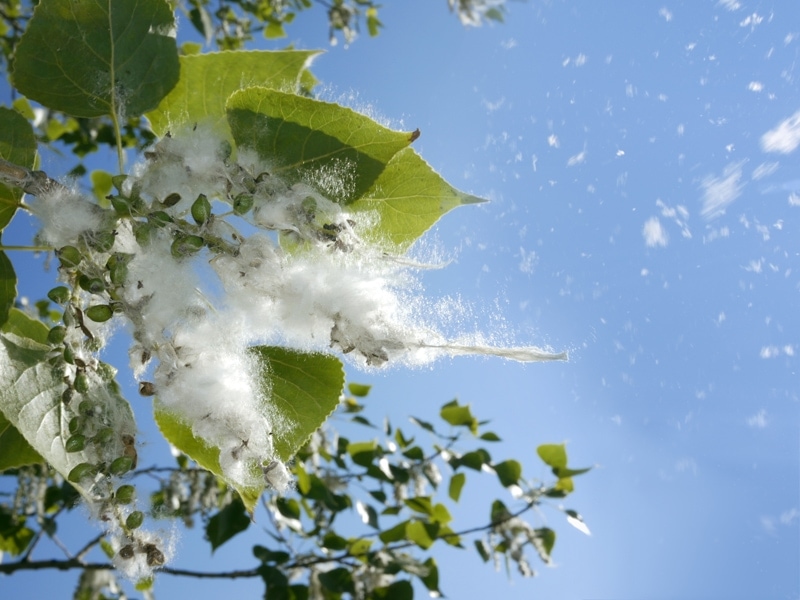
{"left": 0, "top": 157, "right": 64, "bottom": 197}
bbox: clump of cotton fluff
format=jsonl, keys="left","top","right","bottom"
{"left": 31, "top": 184, "right": 107, "bottom": 248}
{"left": 108, "top": 524, "right": 176, "bottom": 582}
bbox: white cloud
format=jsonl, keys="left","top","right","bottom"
{"left": 717, "top": 0, "right": 741, "bottom": 10}
{"left": 518, "top": 247, "right": 538, "bottom": 274}
{"left": 761, "top": 110, "right": 800, "bottom": 154}
{"left": 746, "top": 409, "right": 768, "bottom": 428}
{"left": 699, "top": 161, "right": 745, "bottom": 220}
{"left": 643, "top": 217, "right": 668, "bottom": 247}
{"left": 659, "top": 7, "right": 673, "bottom": 22}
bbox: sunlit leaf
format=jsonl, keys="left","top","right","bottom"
{"left": 406, "top": 520, "right": 434, "bottom": 549}
{"left": 0, "top": 107, "right": 36, "bottom": 232}
{"left": 153, "top": 403, "right": 262, "bottom": 513}
{"left": 249, "top": 346, "right": 344, "bottom": 462}
{"left": 448, "top": 472, "right": 466, "bottom": 502}
{"left": 228, "top": 87, "right": 415, "bottom": 203}
{"left": 11, "top": 0, "right": 179, "bottom": 118}
{"left": 439, "top": 399, "right": 478, "bottom": 434}
{"left": 146, "top": 50, "right": 319, "bottom": 139}
{"left": 0, "top": 310, "right": 135, "bottom": 500}
{"left": 493, "top": 459, "right": 522, "bottom": 487}
{"left": 536, "top": 443, "right": 568, "bottom": 469}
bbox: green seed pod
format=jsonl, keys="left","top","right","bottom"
{"left": 78, "top": 400, "right": 95, "bottom": 416}
{"left": 65, "top": 434, "right": 86, "bottom": 453}
{"left": 115, "top": 485, "right": 136, "bottom": 504}
{"left": 74, "top": 372, "right": 89, "bottom": 395}
{"left": 47, "top": 286, "right": 70, "bottom": 305}
{"left": 148, "top": 210, "right": 173, "bottom": 228}
{"left": 57, "top": 246, "right": 82, "bottom": 269}
{"left": 162, "top": 192, "right": 181, "bottom": 207}
{"left": 61, "top": 387, "right": 74, "bottom": 405}
{"left": 67, "top": 462, "right": 97, "bottom": 483}
{"left": 216, "top": 139, "right": 232, "bottom": 161}
{"left": 85, "top": 305, "right": 113, "bottom": 323}
{"left": 93, "top": 427, "right": 114, "bottom": 445}
{"left": 68, "top": 417, "right": 82, "bottom": 434}
{"left": 110, "top": 456, "right": 134, "bottom": 476}
{"left": 89, "top": 230, "right": 116, "bottom": 253}
{"left": 233, "top": 193, "right": 254, "bottom": 215}
{"left": 63, "top": 344, "right": 75, "bottom": 365}
{"left": 106, "top": 253, "right": 131, "bottom": 286}
{"left": 170, "top": 234, "right": 205, "bottom": 258}
{"left": 78, "top": 275, "right": 106, "bottom": 295}
{"left": 47, "top": 325, "right": 67, "bottom": 345}
{"left": 191, "top": 193, "right": 212, "bottom": 225}
{"left": 126, "top": 510, "right": 144, "bottom": 530}
{"left": 118, "top": 544, "right": 135, "bottom": 559}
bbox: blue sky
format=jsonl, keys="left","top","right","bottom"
{"left": 3, "top": 1, "right": 799, "bottom": 599}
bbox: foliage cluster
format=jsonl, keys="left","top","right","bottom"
{"left": 0, "top": 0, "right": 588, "bottom": 598}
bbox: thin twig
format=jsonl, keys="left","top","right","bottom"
{"left": 0, "top": 157, "right": 64, "bottom": 196}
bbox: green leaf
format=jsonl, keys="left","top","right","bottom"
{"left": 146, "top": 50, "right": 320, "bottom": 139}
{"left": 553, "top": 465, "right": 592, "bottom": 478}
{"left": 352, "top": 147, "right": 484, "bottom": 251}
{"left": 90, "top": 170, "right": 114, "bottom": 207}
{"left": 0, "top": 311, "right": 135, "bottom": 499}
{"left": 0, "top": 509, "right": 34, "bottom": 556}
{"left": 0, "top": 410, "right": 43, "bottom": 470}
{"left": 0, "top": 252, "right": 16, "bottom": 329}
{"left": 439, "top": 399, "right": 479, "bottom": 434}
{"left": 372, "top": 580, "right": 413, "bottom": 600}
{"left": 537, "top": 443, "right": 568, "bottom": 469}
{"left": 206, "top": 497, "right": 251, "bottom": 552}
{"left": 249, "top": 346, "right": 344, "bottom": 462}
{"left": 404, "top": 496, "right": 433, "bottom": 516}
{"left": 347, "top": 382, "right": 371, "bottom": 397}
{"left": 227, "top": 87, "right": 414, "bottom": 204}
{"left": 448, "top": 472, "right": 466, "bottom": 502}
{"left": 153, "top": 402, "right": 262, "bottom": 513}
{"left": 11, "top": 0, "right": 179, "bottom": 118}
{"left": 318, "top": 568, "right": 354, "bottom": 594}
{"left": 532, "top": 527, "right": 556, "bottom": 564}
{"left": 493, "top": 459, "right": 522, "bottom": 487}
{"left": 0, "top": 106, "right": 37, "bottom": 232}
{"left": 474, "top": 539, "right": 491, "bottom": 563}
{"left": 347, "top": 440, "right": 378, "bottom": 467}
{"left": 378, "top": 520, "right": 409, "bottom": 544}
{"left": 406, "top": 520, "right": 434, "bottom": 549}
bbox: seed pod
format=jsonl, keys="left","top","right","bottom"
{"left": 115, "top": 485, "right": 136, "bottom": 504}
{"left": 78, "top": 275, "right": 106, "bottom": 295}
{"left": 170, "top": 234, "right": 204, "bottom": 258}
{"left": 111, "top": 174, "right": 128, "bottom": 193}
{"left": 47, "top": 325, "right": 67, "bottom": 345}
{"left": 65, "top": 434, "right": 86, "bottom": 453}
{"left": 162, "top": 192, "right": 181, "bottom": 207}
{"left": 106, "top": 253, "right": 131, "bottom": 286}
{"left": 61, "top": 387, "right": 74, "bottom": 405}
{"left": 93, "top": 427, "right": 114, "bottom": 445}
{"left": 78, "top": 400, "right": 95, "bottom": 416}
{"left": 110, "top": 456, "right": 134, "bottom": 476}
{"left": 233, "top": 193, "right": 254, "bottom": 215}
{"left": 143, "top": 543, "right": 165, "bottom": 567}
{"left": 122, "top": 434, "right": 138, "bottom": 469}
{"left": 126, "top": 510, "right": 144, "bottom": 530}
{"left": 67, "top": 462, "right": 97, "bottom": 483}
{"left": 68, "top": 416, "right": 82, "bottom": 434}
{"left": 133, "top": 222, "right": 155, "bottom": 246}
{"left": 191, "top": 193, "right": 212, "bottom": 225}
{"left": 47, "top": 286, "right": 70, "bottom": 305}
{"left": 85, "top": 305, "right": 113, "bottom": 323}
{"left": 110, "top": 195, "right": 134, "bottom": 216}
{"left": 63, "top": 344, "right": 75, "bottom": 365}
{"left": 148, "top": 210, "right": 173, "bottom": 227}
{"left": 138, "top": 381, "right": 156, "bottom": 396}
{"left": 118, "top": 544, "right": 135, "bottom": 559}
{"left": 89, "top": 230, "right": 116, "bottom": 253}
{"left": 57, "top": 246, "right": 82, "bottom": 269}
{"left": 74, "top": 372, "right": 89, "bottom": 395}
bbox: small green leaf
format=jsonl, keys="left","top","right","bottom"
{"left": 378, "top": 520, "right": 409, "bottom": 544}
{"left": 480, "top": 431, "right": 501, "bottom": 442}
{"left": 321, "top": 532, "right": 348, "bottom": 550}
{"left": 532, "top": 527, "right": 556, "bottom": 563}
{"left": 419, "top": 557, "right": 441, "bottom": 596}
{"left": 493, "top": 459, "right": 522, "bottom": 487}
{"left": 12, "top": 0, "right": 179, "bottom": 118}
{"left": 253, "top": 545, "right": 290, "bottom": 564}
{"left": 0, "top": 252, "right": 15, "bottom": 328}
{"left": 318, "top": 567, "right": 354, "bottom": 594}
{"left": 448, "top": 472, "right": 466, "bottom": 502}
{"left": 347, "top": 440, "right": 378, "bottom": 467}
{"left": 439, "top": 399, "right": 478, "bottom": 434}
{"left": 404, "top": 496, "right": 433, "bottom": 516}
{"left": 406, "top": 520, "right": 434, "bottom": 549}
{"left": 206, "top": 497, "right": 250, "bottom": 552}
{"left": 372, "top": 580, "right": 413, "bottom": 600}
{"left": 347, "top": 382, "right": 371, "bottom": 397}
{"left": 90, "top": 170, "right": 114, "bottom": 207}
{"left": 537, "top": 443, "right": 568, "bottom": 469}
{"left": 474, "top": 539, "right": 491, "bottom": 562}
